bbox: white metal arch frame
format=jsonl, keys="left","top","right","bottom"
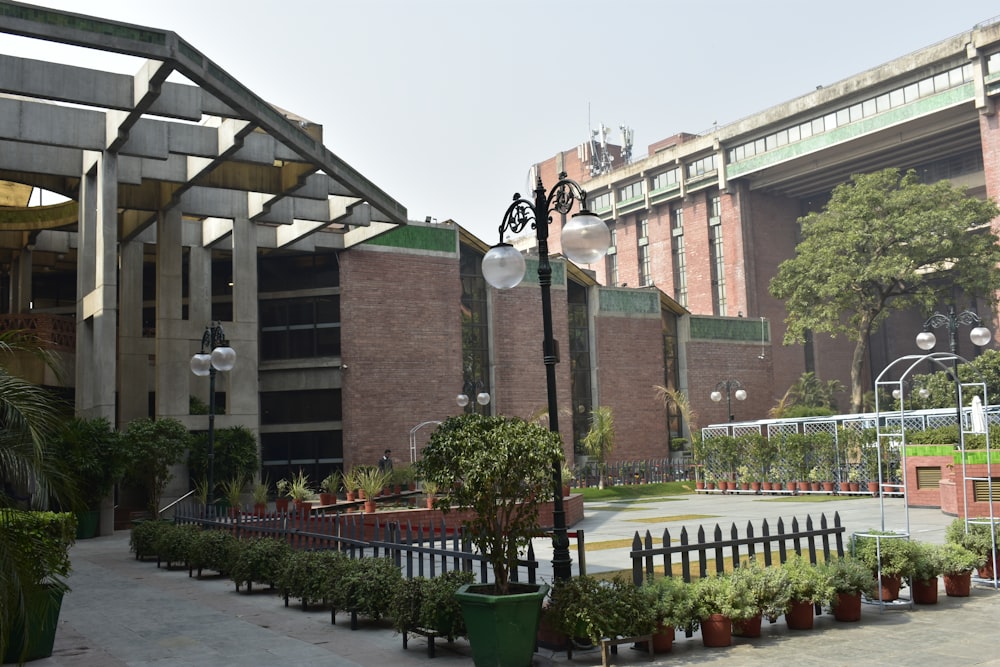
{"left": 873, "top": 352, "right": 997, "bottom": 594}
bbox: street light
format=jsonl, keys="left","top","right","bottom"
{"left": 481, "top": 172, "right": 611, "bottom": 582}
{"left": 457, "top": 379, "right": 491, "bottom": 414}
{"left": 190, "top": 323, "right": 236, "bottom": 514}
{"left": 916, "top": 306, "right": 991, "bottom": 428}
{"left": 710, "top": 379, "right": 747, "bottom": 422}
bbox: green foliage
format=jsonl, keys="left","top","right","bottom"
{"left": 945, "top": 518, "right": 999, "bottom": 557}
{"left": 0, "top": 511, "right": 75, "bottom": 587}
{"left": 151, "top": 523, "right": 199, "bottom": 567}
{"left": 51, "top": 417, "right": 128, "bottom": 509}
{"left": 187, "top": 529, "right": 240, "bottom": 576}
{"left": 122, "top": 417, "right": 192, "bottom": 515}
{"left": 730, "top": 559, "right": 791, "bottom": 622}
{"left": 355, "top": 466, "right": 390, "bottom": 499}
{"left": 282, "top": 469, "right": 313, "bottom": 501}
{"left": 582, "top": 406, "right": 615, "bottom": 489}
{"left": 780, "top": 553, "right": 835, "bottom": 605}
{"left": 692, "top": 574, "right": 756, "bottom": 621}
{"left": 278, "top": 549, "right": 349, "bottom": 607}
{"left": 548, "top": 575, "right": 658, "bottom": 643}
{"left": 229, "top": 537, "right": 292, "bottom": 592}
{"left": 850, "top": 532, "right": 917, "bottom": 578}
{"left": 129, "top": 518, "right": 172, "bottom": 560}
{"left": 905, "top": 425, "right": 959, "bottom": 445}
{"left": 823, "top": 556, "right": 875, "bottom": 596}
{"left": 331, "top": 556, "right": 403, "bottom": 621}
{"left": 773, "top": 372, "right": 845, "bottom": 418}
{"left": 187, "top": 425, "right": 259, "bottom": 492}
{"left": 642, "top": 576, "right": 696, "bottom": 630}
{"left": 416, "top": 414, "right": 564, "bottom": 595}
{"left": 220, "top": 474, "right": 247, "bottom": 509}
{"left": 939, "top": 542, "right": 985, "bottom": 575}
{"left": 389, "top": 570, "right": 476, "bottom": 637}
{"left": 770, "top": 168, "right": 1000, "bottom": 412}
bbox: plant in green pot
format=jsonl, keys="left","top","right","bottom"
{"left": 825, "top": 556, "right": 875, "bottom": 619}
{"left": 939, "top": 542, "right": 985, "bottom": 597}
{"left": 416, "top": 414, "right": 564, "bottom": 667}
{"left": 1, "top": 511, "right": 76, "bottom": 664}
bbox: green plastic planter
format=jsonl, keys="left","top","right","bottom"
{"left": 75, "top": 509, "right": 100, "bottom": 539}
{"left": 3, "top": 584, "right": 65, "bottom": 663}
{"left": 454, "top": 582, "right": 549, "bottom": 667}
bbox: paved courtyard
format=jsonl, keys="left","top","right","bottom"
{"left": 28, "top": 493, "right": 1000, "bottom": 666}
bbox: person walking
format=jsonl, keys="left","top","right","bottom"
{"left": 378, "top": 449, "right": 393, "bottom": 474}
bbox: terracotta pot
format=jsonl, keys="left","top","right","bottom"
{"left": 810, "top": 482, "right": 821, "bottom": 492}
{"left": 879, "top": 574, "right": 901, "bottom": 602}
{"left": 848, "top": 482, "right": 860, "bottom": 492}
{"left": 562, "top": 485, "right": 571, "bottom": 498}
{"left": 867, "top": 482, "right": 880, "bottom": 496}
{"left": 358, "top": 489, "right": 366, "bottom": 500}
{"left": 822, "top": 481, "right": 835, "bottom": 492}
{"left": 799, "top": 481, "right": 811, "bottom": 492}
{"left": 944, "top": 571, "right": 972, "bottom": 597}
{"left": 364, "top": 499, "right": 377, "bottom": 513}
{"left": 707, "top": 482, "right": 717, "bottom": 490}
{"left": 253, "top": 503, "right": 267, "bottom": 517}
{"left": 700, "top": 614, "right": 732, "bottom": 648}
{"left": 319, "top": 492, "right": 337, "bottom": 506}
{"left": 785, "top": 599, "right": 814, "bottom": 630}
{"left": 912, "top": 577, "right": 938, "bottom": 604}
{"left": 772, "top": 481, "right": 783, "bottom": 491}
{"left": 345, "top": 490, "right": 356, "bottom": 502}
{"left": 833, "top": 591, "right": 861, "bottom": 621}
{"left": 762, "top": 482, "right": 773, "bottom": 491}
{"left": 976, "top": 550, "right": 1000, "bottom": 579}
{"left": 274, "top": 498, "right": 290, "bottom": 512}
{"left": 425, "top": 496, "right": 435, "bottom": 509}
{"left": 732, "top": 613, "right": 762, "bottom": 637}
{"left": 696, "top": 481, "right": 706, "bottom": 490}
{"left": 651, "top": 622, "right": 675, "bottom": 653}
{"left": 750, "top": 482, "right": 761, "bottom": 493}
{"left": 740, "top": 483, "right": 750, "bottom": 491}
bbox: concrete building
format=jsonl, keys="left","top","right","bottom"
{"left": 0, "top": 4, "right": 697, "bottom": 528}
{"left": 534, "top": 17, "right": 1000, "bottom": 425}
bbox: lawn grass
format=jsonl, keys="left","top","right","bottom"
{"left": 577, "top": 481, "right": 695, "bottom": 502}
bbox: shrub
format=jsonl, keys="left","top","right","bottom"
{"left": 692, "top": 574, "right": 756, "bottom": 621}
{"left": 332, "top": 556, "right": 403, "bottom": 621}
{"left": 548, "top": 575, "right": 657, "bottom": 643}
{"left": 780, "top": 554, "right": 835, "bottom": 605}
{"left": 129, "top": 519, "right": 172, "bottom": 560}
{"left": 389, "top": 570, "right": 476, "bottom": 638}
{"left": 825, "top": 556, "right": 877, "bottom": 595}
{"left": 730, "top": 560, "right": 790, "bottom": 621}
{"left": 642, "top": 576, "right": 696, "bottom": 630}
{"left": 939, "top": 543, "right": 985, "bottom": 575}
{"left": 187, "top": 529, "right": 240, "bottom": 577}
{"left": 850, "top": 532, "right": 917, "bottom": 579}
{"left": 278, "top": 549, "right": 349, "bottom": 608}
{"left": 152, "top": 523, "right": 200, "bottom": 568}
{"left": 229, "top": 537, "right": 292, "bottom": 593}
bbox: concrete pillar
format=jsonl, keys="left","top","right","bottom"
{"left": 13, "top": 247, "right": 31, "bottom": 312}
{"left": 154, "top": 206, "right": 190, "bottom": 420}
{"left": 228, "top": 217, "right": 259, "bottom": 426}
{"left": 118, "top": 239, "right": 147, "bottom": 424}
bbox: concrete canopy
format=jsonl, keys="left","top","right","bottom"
{"left": 0, "top": 1, "right": 407, "bottom": 268}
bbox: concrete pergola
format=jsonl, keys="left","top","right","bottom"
{"left": 0, "top": 2, "right": 407, "bottom": 429}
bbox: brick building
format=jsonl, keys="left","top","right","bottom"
{"left": 533, "top": 18, "right": 1000, "bottom": 424}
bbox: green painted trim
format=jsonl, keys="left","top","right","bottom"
{"left": 519, "top": 257, "right": 565, "bottom": 287}
{"left": 690, "top": 316, "right": 770, "bottom": 342}
{"left": 598, "top": 289, "right": 659, "bottom": 315}
{"left": 955, "top": 451, "right": 1000, "bottom": 465}
{"left": 364, "top": 225, "right": 455, "bottom": 253}
{"left": 728, "top": 83, "right": 975, "bottom": 178}
{"left": 904, "top": 445, "right": 956, "bottom": 457}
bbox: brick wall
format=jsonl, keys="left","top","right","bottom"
{"left": 340, "top": 247, "right": 463, "bottom": 470}
{"left": 686, "top": 338, "right": 774, "bottom": 425}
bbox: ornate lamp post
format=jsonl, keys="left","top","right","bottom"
{"left": 916, "top": 306, "right": 991, "bottom": 427}
{"left": 457, "top": 379, "right": 491, "bottom": 414}
{"left": 190, "top": 323, "right": 236, "bottom": 514}
{"left": 481, "top": 172, "right": 611, "bottom": 581}
{"left": 710, "top": 379, "right": 747, "bottom": 422}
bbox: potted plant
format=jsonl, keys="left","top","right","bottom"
{"left": 945, "top": 518, "right": 1000, "bottom": 579}
{"left": 824, "top": 556, "right": 875, "bottom": 620}
{"left": 939, "top": 542, "right": 985, "bottom": 597}
{"left": 220, "top": 474, "right": 247, "bottom": 517}
{"left": 392, "top": 464, "right": 416, "bottom": 493}
{"left": 420, "top": 479, "right": 439, "bottom": 509}
{"left": 1, "top": 511, "right": 76, "bottom": 664}
{"left": 285, "top": 469, "right": 313, "bottom": 512}
{"left": 251, "top": 476, "right": 269, "bottom": 515}
{"left": 274, "top": 478, "right": 291, "bottom": 512}
{"left": 121, "top": 416, "right": 191, "bottom": 516}
{"left": 547, "top": 575, "right": 657, "bottom": 648}
{"left": 691, "top": 575, "right": 749, "bottom": 647}
{"left": 355, "top": 466, "right": 391, "bottom": 512}
{"left": 729, "top": 559, "right": 790, "bottom": 636}
{"left": 341, "top": 467, "right": 360, "bottom": 502}
{"left": 319, "top": 472, "right": 340, "bottom": 506}
{"left": 851, "top": 531, "right": 916, "bottom": 601}
{"left": 561, "top": 462, "right": 574, "bottom": 497}
{"left": 51, "top": 417, "right": 129, "bottom": 538}
{"left": 416, "top": 414, "right": 564, "bottom": 667}
{"left": 910, "top": 542, "right": 943, "bottom": 605}
{"left": 642, "top": 576, "right": 695, "bottom": 652}
{"left": 780, "top": 553, "right": 834, "bottom": 630}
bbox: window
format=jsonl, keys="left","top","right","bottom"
{"left": 671, "top": 207, "right": 687, "bottom": 307}
{"left": 638, "top": 218, "right": 650, "bottom": 286}
{"left": 459, "top": 243, "right": 491, "bottom": 405}
{"left": 568, "top": 281, "right": 594, "bottom": 454}
{"left": 260, "top": 295, "right": 341, "bottom": 360}
{"left": 606, "top": 226, "right": 619, "bottom": 286}
{"left": 709, "top": 198, "right": 726, "bottom": 316}
{"left": 590, "top": 191, "right": 613, "bottom": 211}
{"left": 618, "top": 181, "right": 644, "bottom": 202}
{"left": 651, "top": 168, "right": 679, "bottom": 191}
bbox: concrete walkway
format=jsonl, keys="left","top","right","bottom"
{"left": 24, "top": 494, "right": 1000, "bottom": 666}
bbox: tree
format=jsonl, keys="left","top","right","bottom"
{"left": 122, "top": 417, "right": 191, "bottom": 515}
{"left": 770, "top": 168, "right": 1000, "bottom": 413}
{"left": 582, "top": 406, "right": 615, "bottom": 489}
{"left": 770, "top": 372, "right": 844, "bottom": 418}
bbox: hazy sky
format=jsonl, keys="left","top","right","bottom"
{"left": 4, "top": 1, "right": 1000, "bottom": 242}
